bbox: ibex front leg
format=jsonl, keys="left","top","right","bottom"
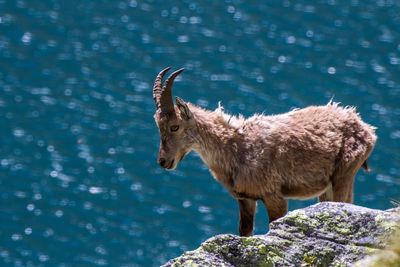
{"left": 237, "top": 199, "right": 256, "bottom": 236}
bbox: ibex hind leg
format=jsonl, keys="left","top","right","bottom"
{"left": 319, "top": 183, "right": 334, "bottom": 202}
{"left": 333, "top": 137, "right": 375, "bottom": 203}
{"left": 332, "top": 173, "right": 355, "bottom": 203}
{"left": 331, "top": 163, "right": 361, "bottom": 203}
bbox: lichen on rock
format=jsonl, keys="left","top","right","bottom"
{"left": 162, "top": 202, "right": 400, "bottom": 267}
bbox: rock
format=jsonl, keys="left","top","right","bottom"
{"left": 352, "top": 250, "right": 400, "bottom": 267}
{"left": 163, "top": 202, "right": 400, "bottom": 267}
{"left": 352, "top": 224, "right": 400, "bottom": 267}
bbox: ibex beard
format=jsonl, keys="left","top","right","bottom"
{"left": 152, "top": 67, "right": 377, "bottom": 237}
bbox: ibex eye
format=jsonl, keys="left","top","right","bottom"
{"left": 170, "top": 125, "right": 179, "bottom": 132}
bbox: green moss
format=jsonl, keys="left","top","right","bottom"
{"left": 201, "top": 236, "right": 234, "bottom": 254}
{"left": 303, "top": 254, "right": 317, "bottom": 266}
{"left": 300, "top": 209, "right": 357, "bottom": 238}
{"left": 201, "top": 242, "right": 217, "bottom": 253}
{"left": 314, "top": 211, "right": 333, "bottom": 226}
{"left": 258, "top": 244, "right": 282, "bottom": 257}
{"left": 375, "top": 214, "right": 399, "bottom": 231}
{"left": 334, "top": 223, "right": 352, "bottom": 235}
{"left": 365, "top": 247, "right": 378, "bottom": 254}
{"left": 258, "top": 251, "right": 283, "bottom": 267}
{"left": 308, "top": 246, "right": 336, "bottom": 266}
{"left": 285, "top": 210, "right": 320, "bottom": 233}
{"left": 241, "top": 237, "right": 258, "bottom": 247}
{"left": 272, "top": 229, "right": 294, "bottom": 245}
{"left": 288, "top": 210, "right": 310, "bottom": 224}
{"left": 241, "top": 238, "right": 282, "bottom": 258}
{"left": 238, "top": 241, "right": 283, "bottom": 266}
{"left": 316, "top": 211, "right": 354, "bottom": 236}
{"left": 258, "top": 244, "right": 269, "bottom": 255}
{"left": 171, "top": 261, "right": 180, "bottom": 267}
{"left": 379, "top": 220, "right": 398, "bottom": 232}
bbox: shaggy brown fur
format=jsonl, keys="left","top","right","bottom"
{"left": 152, "top": 68, "right": 377, "bottom": 236}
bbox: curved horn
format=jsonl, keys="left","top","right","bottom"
{"left": 159, "top": 68, "right": 185, "bottom": 115}
{"left": 153, "top": 67, "right": 171, "bottom": 110}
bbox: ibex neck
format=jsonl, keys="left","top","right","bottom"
{"left": 189, "top": 104, "right": 240, "bottom": 188}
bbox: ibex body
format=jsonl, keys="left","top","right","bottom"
{"left": 152, "top": 67, "right": 377, "bottom": 236}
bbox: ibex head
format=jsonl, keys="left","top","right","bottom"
{"left": 153, "top": 67, "right": 195, "bottom": 170}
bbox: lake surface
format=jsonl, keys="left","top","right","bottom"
{"left": 0, "top": 1, "right": 399, "bottom": 266}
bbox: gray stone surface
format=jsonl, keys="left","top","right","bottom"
{"left": 163, "top": 202, "right": 399, "bottom": 267}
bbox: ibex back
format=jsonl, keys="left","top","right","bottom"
{"left": 152, "top": 67, "right": 377, "bottom": 236}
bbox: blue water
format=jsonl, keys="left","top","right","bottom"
{"left": 0, "top": 1, "right": 399, "bottom": 266}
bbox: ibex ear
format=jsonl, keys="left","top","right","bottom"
{"left": 176, "top": 97, "right": 192, "bottom": 120}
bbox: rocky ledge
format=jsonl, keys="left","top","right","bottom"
{"left": 163, "top": 202, "right": 399, "bottom": 267}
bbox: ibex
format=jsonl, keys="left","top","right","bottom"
{"left": 152, "top": 67, "right": 377, "bottom": 236}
